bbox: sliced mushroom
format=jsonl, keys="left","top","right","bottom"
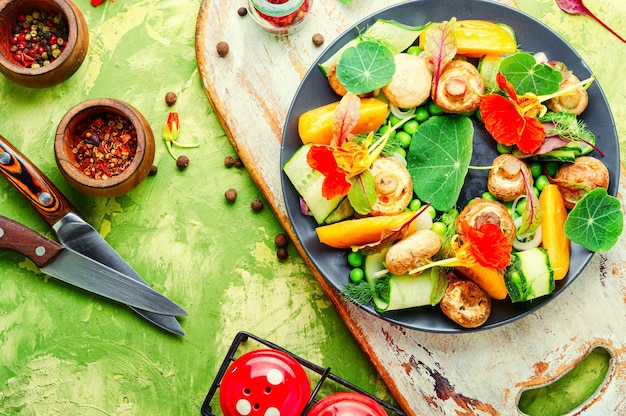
{"left": 546, "top": 62, "right": 588, "bottom": 115}
{"left": 327, "top": 62, "right": 349, "bottom": 97}
{"left": 555, "top": 156, "right": 610, "bottom": 209}
{"left": 431, "top": 60, "right": 485, "bottom": 114}
{"left": 456, "top": 198, "right": 516, "bottom": 244}
{"left": 487, "top": 154, "right": 533, "bottom": 202}
{"left": 369, "top": 156, "right": 413, "bottom": 216}
{"left": 440, "top": 278, "right": 491, "bottom": 328}
{"left": 385, "top": 229, "right": 442, "bottom": 275}
{"left": 381, "top": 53, "right": 433, "bottom": 109}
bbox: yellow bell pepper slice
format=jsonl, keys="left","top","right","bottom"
{"left": 298, "top": 97, "right": 388, "bottom": 145}
{"left": 420, "top": 20, "right": 517, "bottom": 58}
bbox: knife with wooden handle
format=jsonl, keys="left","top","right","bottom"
{"left": 0, "top": 135, "right": 186, "bottom": 335}
{"left": 0, "top": 215, "right": 187, "bottom": 316}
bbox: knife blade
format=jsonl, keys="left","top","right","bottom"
{"left": 0, "top": 135, "right": 186, "bottom": 335}
{"left": 0, "top": 215, "right": 186, "bottom": 316}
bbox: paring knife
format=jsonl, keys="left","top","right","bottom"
{"left": 0, "top": 214, "right": 186, "bottom": 316}
{"left": 0, "top": 136, "right": 186, "bottom": 335}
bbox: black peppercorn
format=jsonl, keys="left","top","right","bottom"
{"left": 251, "top": 199, "right": 264, "bottom": 212}
{"left": 224, "top": 156, "right": 235, "bottom": 168}
{"left": 277, "top": 248, "right": 289, "bottom": 261}
{"left": 225, "top": 188, "right": 237, "bottom": 203}
{"left": 216, "top": 41, "right": 229, "bottom": 57}
{"left": 312, "top": 33, "right": 324, "bottom": 47}
{"left": 176, "top": 155, "right": 189, "bottom": 170}
{"left": 165, "top": 91, "right": 177, "bottom": 106}
{"left": 274, "top": 233, "right": 288, "bottom": 247}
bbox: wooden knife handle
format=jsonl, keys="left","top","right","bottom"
{"left": 0, "top": 135, "right": 75, "bottom": 227}
{"left": 0, "top": 215, "right": 62, "bottom": 268}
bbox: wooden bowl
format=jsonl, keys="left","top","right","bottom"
{"left": 55, "top": 98, "right": 156, "bottom": 198}
{"left": 0, "top": 0, "right": 89, "bottom": 88}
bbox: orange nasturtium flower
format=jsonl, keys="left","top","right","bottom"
{"left": 162, "top": 112, "right": 199, "bottom": 159}
{"left": 307, "top": 136, "right": 372, "bottom": 200}
{"left": 479, "top": 72, "right": 546, "bottom": 154}
{"left": 410, "top": 222, "right": 512, "bottom": 275}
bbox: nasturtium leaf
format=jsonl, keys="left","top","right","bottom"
{"left": 336, "top": 41, "right": 396, "bottom": 95}
{"left": 564, "top": 188, "right": 623, "bottom": 252}
{"left": 499, "top": 52, "right": 562, "bottom": 96}
{"left": 348, "top": 170, "right": 377, "bottom": 215}
{"left": 406, "top": 116, "right": 474, "bottom": 211}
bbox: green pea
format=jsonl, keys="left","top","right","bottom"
{"left": 396, "top": 131, "right": 412, "bottom": 147}
{"left": 531, "top": 186, "right": 539, "bottom": 197}
{"left": 496, "top": 143, "right": 513, "bottom": 154}
{"left": 350, "top": 268, "right": 365, "bottom": 283}
{"left": 414, "top": 106, "right": 429, "bottom": 122}
{"left": 402, "top": 119, "right": 419, "bottom": 136}
{"left": 546, "top": 161, "right": 559, "bottom": 177}
{"left": 431, "top": 221, "right": 447, "bottom": 236}
{"left": 427, "top": 101, "right": 444, "bottom": 116}
{"left": 409, "top": 199, "right": 422, "bottom": 211}
{"left": 425, "top": 205, "right": 437, "bottom": 220}
{"left": 535, "top": 174, "right": 549, "bottom": 192}
{"left": 406, "top": 46, "right": 423, "bottom": 56}
{"left": 529, "top": 162, "right": 542, "bottom": 178}
{"left": 516, "top": 198, "right": 527, "bottom": 216}
{"left": 389, "top": 114, "right": 402, "bottom": 126}
{"left": 481, "top": 191, "right": 497, "bottom": 201}
{"left": 347, "top": 251, "right": 364, "bottom": 268}
{"left": 395, "top": 147, "right": 406, "bottom": 159}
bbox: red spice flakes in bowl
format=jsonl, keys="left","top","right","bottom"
{"left": 70, "top": 112, "right": 138, "bottom": 180}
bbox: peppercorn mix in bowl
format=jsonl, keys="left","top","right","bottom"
{"left": 0, "top": 0, "right": 89, "bottom": 88}
{"left": 55, "top": 98, "right": 155, "bottom": 197}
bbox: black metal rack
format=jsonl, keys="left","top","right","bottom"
{"left": 200, "top": 331, "right": 406, "bottom": 416}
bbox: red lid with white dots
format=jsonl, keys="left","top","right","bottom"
{"left": 219, "top": 349, "right": 311, "bottom": 416}
{"left": 307, "top": 391, "right": 388, "bottom": 416}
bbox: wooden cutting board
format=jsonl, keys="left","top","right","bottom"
{"left": 195, "top": 0, "right": 626, "bottom": 413}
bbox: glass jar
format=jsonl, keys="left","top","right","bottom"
{"left": 247, "top": 0, "right": 313, "bottom": 35}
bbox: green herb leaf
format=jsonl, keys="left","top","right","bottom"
{"left": 423, "top": 19, "right": 457, "bottom": 101}
{"left": 406, "top": 116, "right": 474, "bottom": 211}
{"left": 518, "top": 169, "right": 542, "bottom": 235}
{"left": 336, "top": 41, "right": 396, "bottom": 95}
{"left": 348, "top": 170, "right": 377, "bottom": 215}
{"left": 564, "top": 188, "right": 623, "bottom": 252}
{"left": 499, "top": 52, "right": 562, "bottom": 96}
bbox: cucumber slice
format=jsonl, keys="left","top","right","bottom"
{"left": 478, "top": 54, "right": 503, "bottom": 91}
{"left": 324, "top": 197, "right": 354, "bottom": 224}
{"left": 505, "top": 247, "right": 555, "bottom": 303}
{"left": 319, "top": 19, "right": 426, "bottom": 75}
{"left": 283, "top": 143, "right": 344, "bottom": 225}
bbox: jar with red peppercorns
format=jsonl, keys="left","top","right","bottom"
{"left": 246, "top": 0, "right": 312, "bottom": 35}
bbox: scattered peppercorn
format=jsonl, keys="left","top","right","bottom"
{"left": 274, "top": 233, "right": 288, "bottom": 248}
{"left": 224, "top": 156, "right": 235, "bottom": 168}
{"left": 312, "top": 33, "right": 324, "bottom": 47}
{"left": 176, "top": 155, "right": 189, "bottom": 170}
{"left": 148, "top": 165, "right": 158, "bottom": 176}
{"left": 277, "top": 247, "right": 289, "bottom": 261}
{"left": 234, "top": 157, "right": 243, "bottom": 168}
{"left": 216, "top": 41, "right": 229, "bottom": 57}
{"left": 237, "top": 7, "right": 248, "bottom": 16}
{"left": 165, "top": 91, "right": 177, "bottom": 106}
{"left": 251, "top": 199, "right": 264, "bottom": 212}
{"left": 225, "top": 188, "right": 237, "bottom": 203}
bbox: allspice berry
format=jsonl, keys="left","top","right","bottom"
{"left": 216, "top": 41, "right": 229, "bottom": 57}
{"left": 251, "top": 199, "right": 264, "bottom": 212}
{"left": 176, "top": 155, "right": 190, "bottom": 170}
{"left": 225, "top": 188, "right": 237, "bottom": 203}
{"left": 237, "top": 7, "right": 248, "bottom": 16}
{"left": 274, "top": 233, "right": 288, "bottom": 247}
{"left": 234, "top": 158, "right": 243, "bottom": 168}
{"left": 224, "top": 156, "right": 235, "bottom": 168}
{"left": 148, "top": 165, "right": 158, "bottom": 176}
{"left": 312, "top": 33, "right": 324, "bottom": 47}
{"left": 277, "top": 247, "right": 289, "bottom": 261}
{"left": 165, "top": 91, "right": 177, "bottom": 106}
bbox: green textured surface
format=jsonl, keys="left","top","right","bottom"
{"left": 0, "top": 0, "right": 624, "bottom": 415}
{"left": 0, "top": 1, "right": 391, "bottom": 414}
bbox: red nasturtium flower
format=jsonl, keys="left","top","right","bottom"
{"left": 479, "top": 72, "right": 546, "bottom": 154}
{"left": 460, "top": 221, "right": 512, "bottom": 269}
{"left": 307, "top": 138, "right": 372, "bottom": 200}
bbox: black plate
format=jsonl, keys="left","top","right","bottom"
{"left": 280, "top": 0, "right": 620, "bottom": 333}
